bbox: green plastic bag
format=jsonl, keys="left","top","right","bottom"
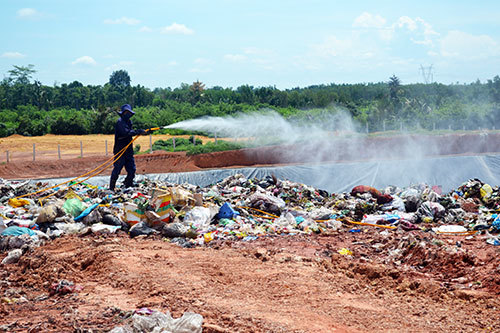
{"left": 63, "top": 198, "right": 85, "bottom": 217}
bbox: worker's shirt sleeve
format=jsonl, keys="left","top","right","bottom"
{"left": 116, "top": 120, "right": 141, "bottom": 139}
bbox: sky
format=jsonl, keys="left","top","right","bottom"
{"left": 1, "top": 0, "right": 500, "bottom": 90}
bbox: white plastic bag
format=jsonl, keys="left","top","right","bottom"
{"left": 183, "top": 206, "right": 212, "bottom": 229}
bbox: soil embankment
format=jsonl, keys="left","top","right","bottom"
{"left": 0, "top": 132, "right": 499, "bottom": 179}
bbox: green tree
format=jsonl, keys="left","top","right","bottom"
{"left": 388, "top": 75, "right": 402, "bottom": 101}
{"left": 8, "top": 64, "right": 36, "bottom": 85}
{"left": 189, "top": 80, "right": 206, "bottom": 104}
{"left": 109, "top": 70, "right": 131, "bottom": 89}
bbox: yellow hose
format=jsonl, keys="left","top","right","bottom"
{"left": 10, "top": 127, "right": 159, "bottom": 205}
{"left": 36, "top": 135, "right": 141, "bottom": 204}
{"left": 344, "top": 220, "right": 397, "bottom": 230}
{"left": 236, "top": 206, "right": 280, "bottom": 219}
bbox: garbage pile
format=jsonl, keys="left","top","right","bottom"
{"left": 1, "top": 176, "right": 500, "bottom": 263}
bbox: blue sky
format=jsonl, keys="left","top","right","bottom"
{"left": 1, "top": 1, "right": 499, "bottom": 89}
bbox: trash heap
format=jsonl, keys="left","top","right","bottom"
{"left": 1, "top": 176, "right": 500, "bottom": 263}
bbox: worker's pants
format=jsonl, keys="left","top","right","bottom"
{"left": 110, "top": 153, "right": 136, "bottom": 187}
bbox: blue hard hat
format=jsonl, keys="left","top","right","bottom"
{"left": 120, "top": 104, "right": 135, "bottom": 115}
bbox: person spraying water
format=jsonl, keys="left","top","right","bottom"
{"left": 109, "top": 104, "right": 150, "bottom": 191}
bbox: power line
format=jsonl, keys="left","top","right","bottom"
{"left": 420, "top": 64, "right": 434, "bottom": 84}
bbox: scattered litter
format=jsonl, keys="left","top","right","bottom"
{"left": 1, "top": 249, "right": 23, "bottom": 264}
{"left": 49, "top": 279, "right": 83, "bottom": 296}
{"left": 109, "top": 310, "right": 203, "bottom": 333}
{"left": 338, "top": 248, "right": 353, "bottom": 256}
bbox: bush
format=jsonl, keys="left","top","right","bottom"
{"left": 134, "top": 144, "right": 141, "bottom": 154}
{"left": 152, "top": 137, "right": 202, "bottom": 152}
{"left": 186, "top": 140, "right": 242, "bottom": 155}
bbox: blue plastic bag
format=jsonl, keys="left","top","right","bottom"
{"left": 1, "top": 226, "right": 37, "bottom": 237}
{"left": 74, "top": 203, "right": 99, "bottom": 222}
{"left": 217, "top": 202, "right": 239, "bottom": 219}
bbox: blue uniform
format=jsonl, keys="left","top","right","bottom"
{"left": 110, "top": 113, "right": 143, "bottom": 188}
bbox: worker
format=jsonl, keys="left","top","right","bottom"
{"left": 109, "top": 104, "right": 147, "bottom": 191}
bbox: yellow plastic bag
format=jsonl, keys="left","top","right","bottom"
{"left": 338, "top": 248, "right": 353, "bottom": 256}
{"left": 480, "top": 184, "right": 493, "bottom": 202}
{"left": 8, "top": 198, "right": 30, "bottom": 208}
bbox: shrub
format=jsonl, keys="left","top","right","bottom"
{"left": 186, "top": 140, "right": 242, "bottom": 155}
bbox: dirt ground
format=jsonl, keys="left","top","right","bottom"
{"left": 1, "top": 132, "right": 500, "bottom": 332}
{"left": 0, "top": 230, "right": 499, "bottom": 332}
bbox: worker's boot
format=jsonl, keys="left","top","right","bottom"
{"left": 109, "top": 177, "right": 118, "bottom": 191}
{"left": 123, "top": 175, "right": 134, "bottom": 188}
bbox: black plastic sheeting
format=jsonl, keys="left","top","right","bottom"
{"left": 42, "top": 153, "right": 500, "bottom": 194}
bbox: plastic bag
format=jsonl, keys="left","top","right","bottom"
{"left": 381, "top": 196, "right": 405, "bottom": 212}
{"left": 8, "top": 198, "right": 30, "bottom": 208}
{"left": 162, "top": 222, "right": 188, "bottom": 238}
{"left": 480, "top": 184, "right": 493, "bottom": 202}
{"left": 129, "top": 221, "right": 157, "bottom": 238}
{"left": 36, "top": 204, "right": 62, "bottom": 223}
{"left": 246, "top": 192, "right": 286, "bottom": 213}
{"left": 74, "top": 203, "right": 99, "bottom": 222}
{"left": 1, "top": 249, "right": 23, "bottom": 265}
{"left": 183, "top": 206, "right": 212, "bottom": 229}
{"left": 1, "top": 226, "right": 37, "bottom": 237}
{"left": 62, "top": 198, "right": 85, "bottom": 217}
{"left": 169, "top": 187, "right": 195, "bottom": 207}
{"left": 90, "top": 223, "right": 121, "bottom": 234}
{"left": 217, "top": 202, "right": 240, "bottom": 219}
{"left": 119, "top": 311, "right": 203, "bottom": 333}
{"left": 53, "top": 222, "right": 86, "bottom": 234}
{"left": 432, "top": 225, "right": 467, "bottom": 233}
{"left": 417, "top": 201, "right": 445, "bottom": 219}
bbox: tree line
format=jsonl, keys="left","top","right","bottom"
{"left": 1, "top": 65, "right": 500, "bottom": 137}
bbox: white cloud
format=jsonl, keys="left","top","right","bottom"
{"left": 161, "top": 23, "right": 194, "bottom": 35}
{"left": 194, "top": 58, "right": 212, "bottom": 65}
{"left": 224, "top": 54, "right": 247, "bottom": 62}
{"left": 104, "top": 17, "right": 140, "bottom": 25}
{"left": 139, "top": 26, "right": 152, "bottom": 32}
{"left": 440, "top": 30, "right": 499, "bottom": 59}
{"left": 352, "top": 12, "right": 393, "bottom": 41}
{"left": 17, "top": 8, "right": 38, "bottom": 18}
{"left": 353, "top": 12, "right": 386, "bottom": 29}
{"left": 416, "top": 18, "right": 438, "bottom": 37}
{"left": 168, "top": 61, "right": 178, "bottom": 66}
{"left": 71, "top": 56, "right": 97, "bottom": 65}
{"left": 396, "top": 16, "right": 417, "bottom": 31}
{"left": 2, "top": 52, "right": 26, "bottom": 58}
